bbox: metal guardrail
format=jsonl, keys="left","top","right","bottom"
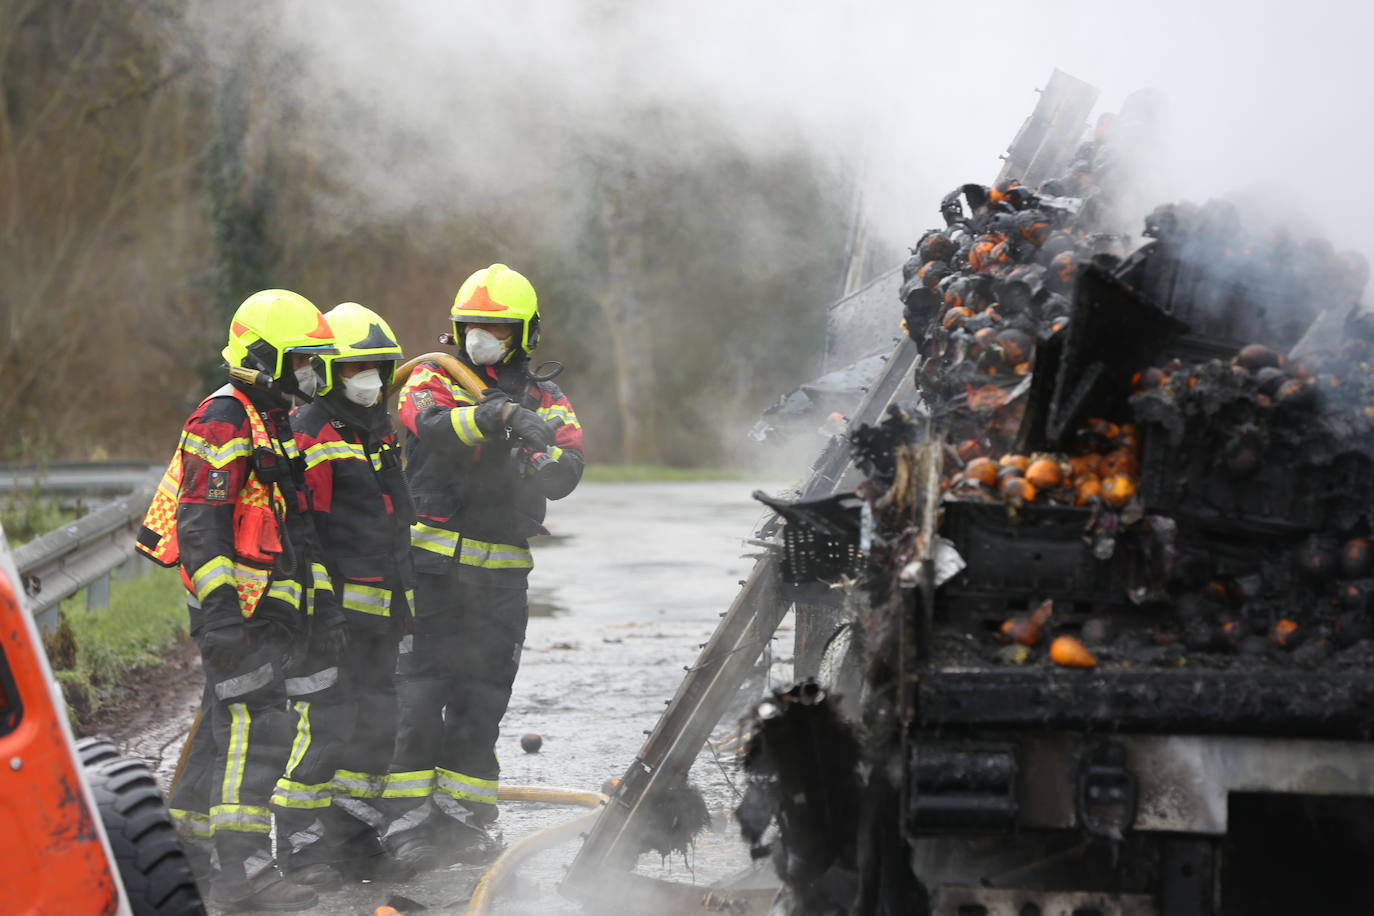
{"left": 0, "top": 461, "right": 162, "bottom": 496}
{"left": 11, "top": 478, "right": 157, "bottom": 633}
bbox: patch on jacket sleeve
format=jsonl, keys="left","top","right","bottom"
{"left": 206, "top": 469, "right": 229, "bottom": 501}
{"left": 412, "top": 390, "right": 436, "bottom": 412}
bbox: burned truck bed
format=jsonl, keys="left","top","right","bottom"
{"left": 916, "top": 654, "right": 1374, "bottom": 738}
{"left": 743, "top": 84, "right": 1374, "bottom": 914}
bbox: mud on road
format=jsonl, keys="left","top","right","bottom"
{"left": 112, "top": 480, "right": 790, "bottom": 915}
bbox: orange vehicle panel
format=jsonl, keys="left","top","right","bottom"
{"left": 0, "top": 567, "right": 120, "bottom": 915}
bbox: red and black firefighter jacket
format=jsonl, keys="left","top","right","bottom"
{"left": 291, "top": 394, "right": 416, "bottom": 620}
{"left": 397, "top": 354, "right": 584, "bottom": 584}
{"left": 173, "top": 381, "right": 332, "bottom": 634}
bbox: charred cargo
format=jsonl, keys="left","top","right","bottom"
{"left": 743, "top": 79, "right": 1374, "bottom": 916}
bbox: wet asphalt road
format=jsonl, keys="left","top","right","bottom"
{"left": 133, "top": 480, "right": 790, "bottom": 916}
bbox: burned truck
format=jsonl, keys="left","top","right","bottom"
{"left": 566, "top": 74, "right": 1374, "bottom": 916}
{"left": 744, "top": 91, "right": 1374, "bottom": 915}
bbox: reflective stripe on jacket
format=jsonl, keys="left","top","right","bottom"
{"left": 292, "top": 397, "right": 414, "bottom": 617}
{"left": 396, "top": 356, "right": 583, "bottom": 580}
{"left": 138, "top": 384, "right": 294, "bottom": 617}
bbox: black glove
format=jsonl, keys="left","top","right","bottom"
{"left": 253, "top": 617, "right": 300, "bottom": 670}
{"left": 472, "top": 388, "right": 515, "bottom": 437}
{"left": 521, "top": 448, "right": 558, "bottom": 477}
{"left": 200, "top": 621, "right": 250, "bottom": 671}
{"left": 312, "top": 592, "right": 349, "bottom": 662}
{"left": 509, "top": 407, "right": 552, "bottom": 450}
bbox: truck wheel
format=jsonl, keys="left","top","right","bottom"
{"left": 84, "top": 755, "right": 205, "bottom": 915}
{"left": 74, "top": 734, "right": 120, "bottom": 767}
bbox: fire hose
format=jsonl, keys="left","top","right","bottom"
{"left": 464, "top": 785, "right": 609, "bottom": 916}
{"left": 390, "top": 351, "right": 490, "bottom": 400}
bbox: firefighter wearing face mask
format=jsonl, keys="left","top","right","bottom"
{"left": 380, "top": 264, "right": 584, "bottom": 872}
{"left": 138, "top": 289, "right": 342, "bottom": 912}
{"left": 269, "top": 302, "right": 416, "bottom": 887}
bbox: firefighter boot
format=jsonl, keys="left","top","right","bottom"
{"left": 284, "top": 861, "right": 343, "bottom": 890}
{"left": 333, "top": 830, "right": 403, "bottom": 882}
{"left": 211, "top": 835, "right": 319, "bottom": 912}
{"left": 210, "top": 871, "right": 318, "bottom": 913}
{"left": 451, "top": 820, "right": 503, "bottom": 865}
{"left": 430, "top": 810, "right": 504, "bottom": 866}
{"left": 387, "top": 830, "right": 443, "bottom": 877}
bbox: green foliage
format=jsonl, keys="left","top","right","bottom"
{"left": 51, "top": 566, "right": 188, "bottom": 726}
{"left": 0, "top": 488, "right": 76, "bottom": 545}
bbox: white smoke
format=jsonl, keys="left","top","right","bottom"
{"left": 197, "top": 0, "right": 1374, "bottom": 266}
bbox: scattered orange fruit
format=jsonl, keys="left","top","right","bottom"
{"left": 1000, "top": 599, "right": 1054, "bottom": 646}
{"left": 1026, "top": 458, "right": 1064, "bottom": 490}
{"left": 1343, "top": 538, "right": 1374, "bottom": 578}
{"left": 1270, "top": 619, "right": 1299, "bottom": 647}
{"left": 1074, "top": 477, "right": 1103, "bottom": 506}
{"left": 964, "top": 457, "right": 998, "bottom": 488}
{"left": 999, "top": 476, "right": 1037, "bottom": 503}
{"left": 1050, "top": 635, "right": 1098, "bottom": 668}
{"left": 942, "top": 306, "right": 973, "bottom": 329}
{"left": 1101, "top": 473, "right": 1136, "bottom": 508}
{"left": 1068, "top": 453, "right": 1101, "bottom": 478}
{"left": 1101, "top": 448, "right": 1140, "bottom": 477}
{"left": 956, "top": 438, "right": 984, "bottom": 462}
{"left": 1087, "top": 418, "right": 1120, "bottom": 440}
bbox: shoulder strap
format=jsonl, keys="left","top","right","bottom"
{"left": 224, "top": 386, "right": 273, "bottom": 451}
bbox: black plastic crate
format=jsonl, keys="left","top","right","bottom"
{"left": 1136, "top": 212, "right": 1317, "bottom": 353}
{"left": 1137, "top": 422, "right": 1370, "bottom": 536}
{"left": 778, "top": 518, "right": 861, "bottom": 584}
{"left": 938, "top": 500, "right": 1135, "bottom": 618}
{"left": 754, "top": 490, "right": 864, "bottom": 585}
{"left": 1041, "top": 263, "right": 1187, "bottom": 447}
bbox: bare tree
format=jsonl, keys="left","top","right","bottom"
{"left": 596, "top": 157, "right": 658, "bottom": 464}
{"left": 0, "top": 0, "right": 208, "bottom": 459}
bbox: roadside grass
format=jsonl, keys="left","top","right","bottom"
{"left": 582, "top": 464, "right": 761, "bottom": 482}
{"left": 49, "top": 565, "right": 188, "bottom": 727}
{"left": 1, "top": 489, "right": 76, "bottom": 545}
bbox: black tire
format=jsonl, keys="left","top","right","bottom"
{"left": 85, "top": 755, "right": 206, "bottom": 915}
{"left": 75, "top": 734, "right": 121, "bottom": 768}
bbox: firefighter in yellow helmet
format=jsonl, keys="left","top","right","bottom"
{"left": 269, "top": 302, "right": 415, "bottom": 885}
{"left": 139, "top": 290, "right": 343, "bottom": 910}
{"left": 379, "top": 265, "right": 584, "bottom": 872}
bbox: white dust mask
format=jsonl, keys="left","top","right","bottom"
{"left": 294, "top": 365, "right": 318, "bottom": 398}
{"left": 466, "top": 327, "right": 510, "bottom": 366}
{"left": 343, "top": 368, "right": 384, "bottom": 407}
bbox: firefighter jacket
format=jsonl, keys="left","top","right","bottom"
{"left": 144, "top": 382, "right": 332, "bottom": 633}
{"left": 291, "top": 394, "right": 416, "bottom": 621}
{"left": 397, "top": 354, "right": 584, "bottom": 583}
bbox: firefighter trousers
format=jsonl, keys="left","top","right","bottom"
{"left": 381, "top": 572, "right": 527, "bottom": 844}
{"left": 167, "top": 607, "right": 295, "bottom": 890}
{"left": 271, "top": 615, "right": 402, "bottom": 868}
